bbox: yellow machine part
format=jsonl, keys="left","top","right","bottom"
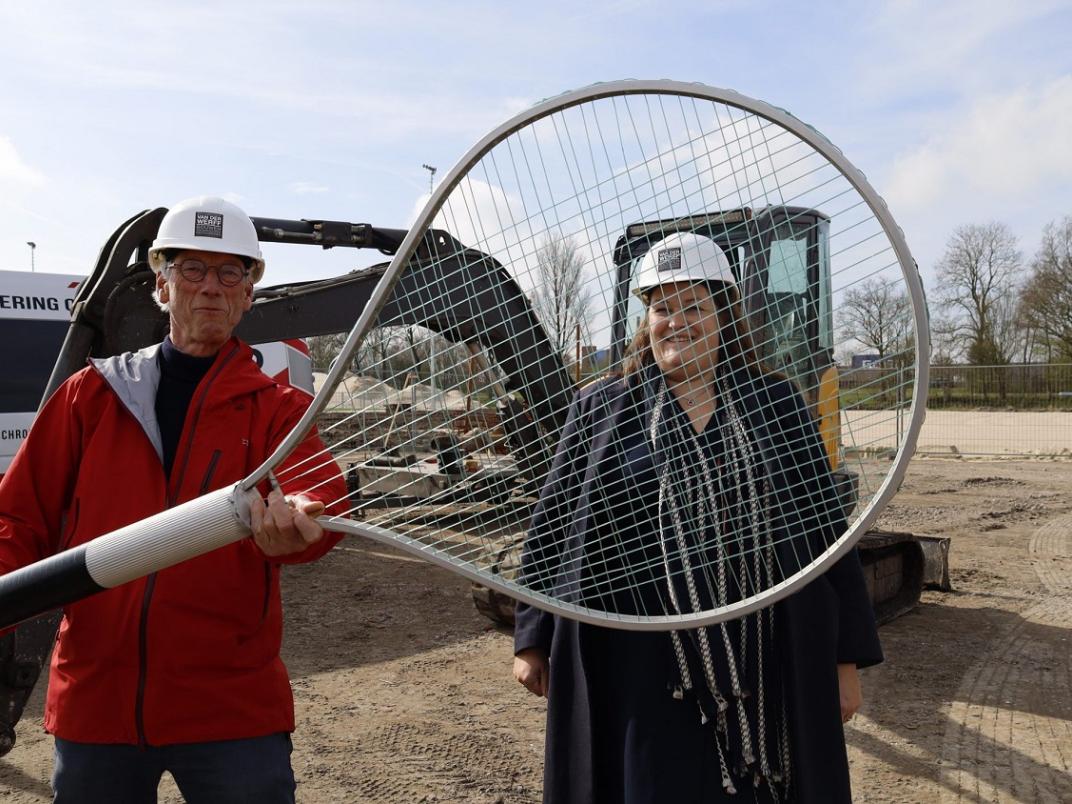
{"left": 816, "top": 364, "right": 841, "bottom": 471}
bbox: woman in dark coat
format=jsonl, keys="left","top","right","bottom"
{"left": 512, "top": 232, "right": 882, "bottom": 803}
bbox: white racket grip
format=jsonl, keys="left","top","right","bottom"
{"left": 84, "top": 485, "right": 251, "bottom": 589}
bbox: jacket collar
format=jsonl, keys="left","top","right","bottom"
{"left": 89, "top": 337, "right": 276, "bottom": 462}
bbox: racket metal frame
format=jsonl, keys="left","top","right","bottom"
{"left": 248, "top": 79, "right": 931, "bottom": 630}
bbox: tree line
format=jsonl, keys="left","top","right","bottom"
{"left": 309, "top": 214, "right": 1072, "bottom": 389}
{"left": 839, "top": 216, "right": 1072, "bottom": 366}
{"left": 307, "top": 325, "right": 497, "bottom": 393}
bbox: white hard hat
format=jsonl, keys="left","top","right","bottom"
{"left": 148, "top": 196, "right": 265, "bottom": 283}
{"left": 632, "top": 232, "right": 734, "bottom": 298}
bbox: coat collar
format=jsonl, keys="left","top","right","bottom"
{"left": 89, "top": 337, "right": 276, "bottom": 462}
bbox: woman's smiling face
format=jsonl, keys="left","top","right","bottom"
{"left": 647, "top": 282, "right": 721, "bottom": 382}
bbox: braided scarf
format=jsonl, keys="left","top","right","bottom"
{"left": 643, "top": 366, "right": 791, "bottom": 799}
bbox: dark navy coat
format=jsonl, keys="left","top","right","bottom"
{"left": 515, "top": 370, "right": 883, "bottom": 804}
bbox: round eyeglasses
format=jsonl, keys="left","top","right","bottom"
{"left": 168, "top": 259, "right": 250, "bottom": 287}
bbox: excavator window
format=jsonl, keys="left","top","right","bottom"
{"left": 764, "top": 220, "right": 817, "bottom": 394}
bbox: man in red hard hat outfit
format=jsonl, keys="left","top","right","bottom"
{"left": 0, "top": 196, "right": 347, "bottom": 802}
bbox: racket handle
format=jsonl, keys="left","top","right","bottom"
{"left": 0, "top": 486, "right": 249, "bottom": 630}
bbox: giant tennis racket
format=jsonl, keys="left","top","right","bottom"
{"left": 0, "top": 80, "right": 928, "bottom": 631}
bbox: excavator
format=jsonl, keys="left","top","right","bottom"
{"left": 0, "top": 205, "right": 945, "bottom": 754}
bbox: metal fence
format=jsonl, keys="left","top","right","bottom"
{"left": 840, "top": 364, "right": 1072, "bottom": 457}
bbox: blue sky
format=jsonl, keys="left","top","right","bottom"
{"left": 1, "top": 0, "right": 1069, "bottom": 288}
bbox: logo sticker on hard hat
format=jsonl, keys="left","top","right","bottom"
{"left": 194, "top": 212, "right": 224, "bottom": 239}
{"left": 656, "top": 248, "right": 681, "bottom": 272}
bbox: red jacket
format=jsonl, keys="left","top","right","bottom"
{"left": 0, "top": 337, "right": 346, "bottom": 745}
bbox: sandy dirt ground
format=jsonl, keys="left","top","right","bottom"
{"left": 2, "top": 458, "right": 1070, "bottom": 803}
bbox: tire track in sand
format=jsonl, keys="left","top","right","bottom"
{"left": 940, "top": 515, "right": 1072, "bottom": 803}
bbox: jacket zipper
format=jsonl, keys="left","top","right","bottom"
{"left": 134, "top": 344, "right": 240, "bottom": 747}
{"left": 134, "top": 573, "right": 156, "bottom": 747}
{"left": 199, "top": 450, "right": 222, "bottom": 495}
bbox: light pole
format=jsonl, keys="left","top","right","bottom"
{"left": 26, "top": 242, "right": 35, "bottom": 272}
{"left": 421, "top": 163, "right": 437, "bottom": 195}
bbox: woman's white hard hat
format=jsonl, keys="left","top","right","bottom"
{"left": 632, "top": 231, "right": 734, "bottom": 298}
{"left": 148, "top": 196, "right": 265, "bottom": 283}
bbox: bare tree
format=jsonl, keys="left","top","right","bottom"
{"left": 355, "top": 326, "right": 400, "bottom": 379}
{"left": 372, "top": 325, "right": 470, "bottom": 388}
{"left": 307, "top": 327, "right": 406, "bottom": 378}
{"left": 934, "top": 222, "right": 1022, "bottom": 365}
{"left": 1019, "top": 216, "right": 1072, "bottom": 363}
{"left": 837, "top": 278, "right": 913, "bottom": 362}
{"left": 530, "top": 234, "right": 593, "bottom": 361}
{"left": 929, "top": 315, "right": 964, "bottom": 365}
{"left": 306, "top": 332, "right": 347, "bottom": 372}
{"left": 401, "top": 325, "right": 427, "bottom": 381}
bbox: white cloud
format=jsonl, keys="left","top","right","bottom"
{"left": 289, "top": 181, "right": 330, "bottom": 195}
{"left": 0, "top": 137, "right": 45, "bottom": 187}
{"left": 0, "top": 3, "right": 529, "bottom": 148}
{"left": 860, "top": 0, "right": 1069, "bottom": 97}
{"left": 886, "top": 77, "right": 1072, "bottom": 213}
{"left": 408, "top": 192, "right": 432, "bottom": 227}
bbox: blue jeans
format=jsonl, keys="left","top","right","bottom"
{"left": 52, "top": 733, "right": 296, "bottom": 803}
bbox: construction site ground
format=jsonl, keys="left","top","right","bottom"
{"left": 2, "top": 458, "right": 1070, "bottom": 803}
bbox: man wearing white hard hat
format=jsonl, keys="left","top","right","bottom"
{"left": 0, "top": 196, "right": 346, "bottom": 802}
{"left": 514, "top": 231, "right": 881, "bottom": 803}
